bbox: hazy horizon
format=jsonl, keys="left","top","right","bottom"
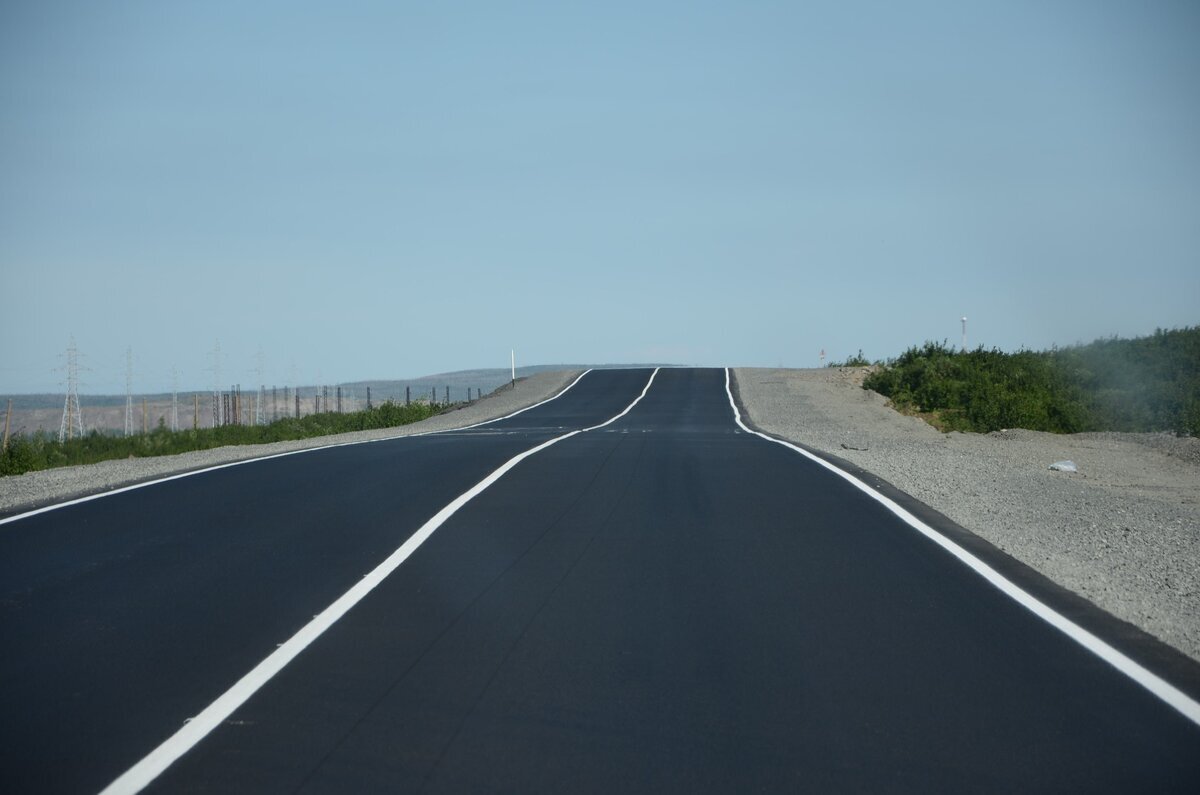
{"left": 4, "top": 1, "right": 1197, "bottom": 394}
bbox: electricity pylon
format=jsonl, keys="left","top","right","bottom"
{"left": 58, "top": 337, "right": 85, "bottom": 442}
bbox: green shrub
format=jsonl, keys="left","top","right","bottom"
{"left": 827, "top": 349, "right": 872, "bottom": 367}
{"left": 0, "top": 435, "right": 39, "bottom": 475}
{"left": 0, "top": 399, "right": 446, "bottom": 477}
{"left": 864, "top": 327, "right": 1199, "bottom": 436}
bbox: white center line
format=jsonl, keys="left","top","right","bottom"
{"left": 99, "top": 368, "right": 659, "bottom": 795}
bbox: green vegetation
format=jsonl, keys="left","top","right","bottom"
{"left": 863, "top": 327, "right": 1200, "bottom": 436}
{"left": 827, "top": 349, "right": 874, "bottom": 368}
{"left": 0, "top": 400, "right": 445, "bottom": 477}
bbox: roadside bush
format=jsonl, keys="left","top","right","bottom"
{"left": 0, "top": 399, "right": 446, "bottom": 478}
{"left": 0, "top": 435, "right": 39, "bottom": 475}
{"left": 864, "top": 327, "right": 1199, "bottom": 436}
{"left": 827, "top": 349, "right": 872, "bottom": 368}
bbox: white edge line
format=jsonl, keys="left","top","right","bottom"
{"left": 723, "top": 367, "right": 1200, "bottom": 729}
{"left": 99, "top": 367, "right": 658, "bottom": 795}
{"left": 449, "top": 369, "right": 594, "bottom": 430}
{"left": 0, "top": 370, "right": 595, "bottom": 528}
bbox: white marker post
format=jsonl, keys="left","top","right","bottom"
{"left": 510, "top": 349, "right": 516, "bottom": 388}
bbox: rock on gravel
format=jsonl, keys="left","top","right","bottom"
{"left": 0, "top": 370, "right": 583, "bottom": 518}
{"left": 733, "top": 366, "right": 1200, "bottom": 663}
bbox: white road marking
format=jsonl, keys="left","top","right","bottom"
{"left": 448, "top": 370, "right": 592, "bottom": 430}
{"left": 723, "top": 367, "right": 1200, "bottom": 729}
{"left": 0, "top": 371, "right": 594, "bottom": 528}
{"left": 98, "top": 368, "right": 658, "bottom": 795}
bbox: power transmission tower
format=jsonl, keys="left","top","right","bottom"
{"left": 124, "top": 347, "right": 134, "bottom": 438}
{"left": 58, "top": 337, "right": 85, "bottom": 442}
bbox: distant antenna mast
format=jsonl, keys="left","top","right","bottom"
{"left": 819, "top": 348, "right": 825, "bottom": 367}
{"left": 124, "top": 347, "right": 134, "bottom": 437}
{"left": 961, "top": 316, "right": 968, "bottom": 353}
{"left": 58, "top": 337, "right": 85, "bottom": 442}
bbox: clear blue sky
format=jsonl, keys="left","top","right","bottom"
{"left": 2, "top": 0, "right": 1197, "bottom": 394}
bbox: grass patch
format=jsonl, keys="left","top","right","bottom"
{"left": 0, "top": 400, "right": 447, "bottom": 477}
{"left": 863, "top": 327, "right": 1200, "bottom": 436}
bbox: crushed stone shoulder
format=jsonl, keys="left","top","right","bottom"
{"left": 0, "top": 370, "right": 583, "bottom": 517}
{"left": 733, "top": 366, "right": 1200, "bottom": 664}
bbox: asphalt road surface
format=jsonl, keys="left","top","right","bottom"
{"left": 2, "top": 368, "right": 1197, "bottom": 793}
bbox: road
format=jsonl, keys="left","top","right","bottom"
{"left": 1, "top": 368, "right": 1197, "bottom": 793}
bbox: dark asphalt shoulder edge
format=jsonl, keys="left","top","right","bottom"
{"left": 0, "top": 462, "right": 226, "bottom": 521}
{"left": 728, "top": 371, "right": 1200, "bottom": 703}
{"left": 0, "top": 406, "right": 493, "bottom": 522}
{"left": 0, "top": 374, "right": 582, "bottom": 523}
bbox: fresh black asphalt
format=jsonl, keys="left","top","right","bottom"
{"left": 1, "top": 368, "right": 1197, "bottom": 792}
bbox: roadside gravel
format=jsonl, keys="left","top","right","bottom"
{"left": 0, "top": 370, "right": 583, "bottom": 518}
{"left": 734, "top": 367, "right": 1200, "bottom": 663}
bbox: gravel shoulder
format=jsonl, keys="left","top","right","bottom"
{"left": 0, "top": 370, "right": 583, "bottom": 518}
{"left": 734, "top": 367, "right": 1200, "bottom": 663}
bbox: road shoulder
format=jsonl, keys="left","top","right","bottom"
{"left": 732, "top": 366, "right": 1200, "bottom": 674}
{"left": 0, "top": 370, "right": 583, "bottom": 519}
